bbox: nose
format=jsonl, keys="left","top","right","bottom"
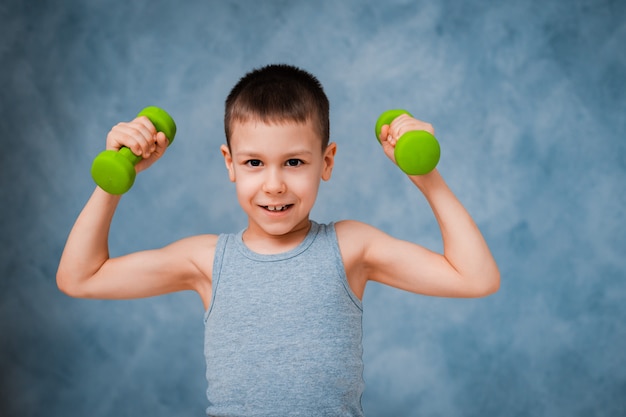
{"left": 262, "top": 167, "right": 286, "bottom": 194}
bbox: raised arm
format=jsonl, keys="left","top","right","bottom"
{"left": 337, "top": 115, "right": 499, "bottom": 299}
{"left": 56, "top": 117, "right": 214, "bottom": 307}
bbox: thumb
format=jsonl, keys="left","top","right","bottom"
{"left": 379, "top": 125, "right": 397, "bottom": 164}
{"left": 153, "top": 131, "right": 169, "bottom": 155}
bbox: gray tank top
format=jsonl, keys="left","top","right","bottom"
{"left": 204, "top": 221, "right": 364, "bottom": 416}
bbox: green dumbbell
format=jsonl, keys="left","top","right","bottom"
{"left": 375, "top": 109, "right": 440, "bottom": 175}
{"left": 91, "top": 106, "right": 177, "bottom": 195}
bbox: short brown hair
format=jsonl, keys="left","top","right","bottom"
{"left": 224, "top": 64, "right": 330, "bottom": 150}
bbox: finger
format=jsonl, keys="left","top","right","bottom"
{"left": 109, "top": 123, "right": 156, "bottom": 157}
{"left": 127, "top": 117, "right": 159, "bottom": 157}
{"left": 379, "top": 125, "right": 390, "bottom": 142}
{"left": 153, "top": 132, "right": 169, "bottom": 156}
{"left": 130, "top": 118, "right": 162, "bottom": 156}
{"left": 380, "top": 125, "right": 397, "bottom": 146}
{"left": 120, "top": 118, "right": 157, "bottom": 142}
{"left": 389, "top": 114, "right": 411, "bottom": 139}
{"left": 391, "top": 115, "right": 435, "bottom": 136}
{"left": 134, "top": 116, "right": 158, "bottom": 137}
{"left": 144, "top": 132, "right": 169, "bottom": 160}
{"left": 106, "top": 123, "right": 139, "bottom": 152}
{"left": 155, "top": 131, "right": 169, "bottom": 146}
{"left": 135, "top": 132, "right": 169, "bottom": 172}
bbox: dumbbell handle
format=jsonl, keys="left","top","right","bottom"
{"left": 116, "top": 146, "right": 143, "bottom": 165}
{"left": 375, "top": 109, "right": 440, "bottom": 175}
{"left": 91, "top": 106, "right": 176, "bottom": 195}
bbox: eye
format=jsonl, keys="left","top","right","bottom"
{"left": 286, "top": 159, "right": 303, "bottom": 167}
{"left": 245, "top": 159, "right": 262, "bottom": 167}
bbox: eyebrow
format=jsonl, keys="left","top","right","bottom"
{"left": 235, "top": 149, "right": 314, "bottom": 158}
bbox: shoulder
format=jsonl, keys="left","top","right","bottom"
{"left": 162, "top": 234, "right": 220, "bottom": 275}
{"left": 334, "top": 219, "right": 388, "bottom": 249}
{"left": 334, "top": 219, "right": 406, "bottom": 271}
{"left": 168, "top": 233, "right": 220, "bottom": 253}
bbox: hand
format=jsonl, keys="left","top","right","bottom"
{"left": 105, "top": 116, "right": 169, "bottom": 173}
{"left": 378, "top": 114, "right": 435, "bottom": 166}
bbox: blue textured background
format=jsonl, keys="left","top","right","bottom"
{"left": 1, "top": 0, "right": 625, "bottom": 416}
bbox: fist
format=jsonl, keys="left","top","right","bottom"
{"left": 379, "top": 114, "right": 435, "bottom": 164}
{"left": 106, "top": 116, "right": 169, "bottom": 172}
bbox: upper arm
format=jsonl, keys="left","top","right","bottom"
{"left": 336, "top": 220, "right": 490, "bottom": 298}
{"left": 62, "top": 234, "right": 216, "bottom": 306}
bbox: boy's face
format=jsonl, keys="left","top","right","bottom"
{"left": 221, "top": 119, "right": 336, "bottom": 246}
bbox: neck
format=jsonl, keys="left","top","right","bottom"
{"left": 242, "top": 220, "right": 312, "bottom": 255}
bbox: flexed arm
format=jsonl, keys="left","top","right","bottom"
{"left": 338, "top": 114, "right": 499, "bottom": 299}
{"left": 382, "top": 114, "right": 498, "bottom": 296}
{"left": 57, "top": 116, "right": 214, "bottom": 305}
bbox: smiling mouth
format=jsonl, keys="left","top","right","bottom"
{"left": 262, "top": 204, "right": 292, "bottom": 212}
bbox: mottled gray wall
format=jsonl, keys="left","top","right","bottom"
{"left": 1, "top": 0, "right": 625, "bottom": 416}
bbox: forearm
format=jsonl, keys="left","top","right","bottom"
{"left": 410, "top": 170, "right": 500, "bottom": 295}
{"left": 57, "top": 187, "right": 122, "bottom": 295}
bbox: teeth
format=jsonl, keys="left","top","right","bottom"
{"left": 266, "top": 205, "right": 288, "bottom": 211}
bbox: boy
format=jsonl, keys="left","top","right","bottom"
{"left": 57, "top": 64, "right": 500, "bottom": 416}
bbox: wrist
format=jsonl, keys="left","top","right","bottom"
{"left": 408, "top": 168, "right": 444, "bottom": 194}
{"left": 93, "top": 186, "right": 124, "bottom": 204}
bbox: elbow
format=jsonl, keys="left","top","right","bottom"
{"left": 56, "top": 274, "right": 75, "bottom": 297}
{"left": 482, "top": 276, "right": 500, "bottom": 297}
{"left": 461, "top": 265, "right": 500, "bottom": 298}
{"left": 56, "top": 269, "right": 87, "bottom": 298}
{"left": 476, "top": 268, "right": 501, "bottom": 297}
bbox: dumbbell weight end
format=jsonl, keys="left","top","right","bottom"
{"left": 91, "top": 147, "right": 139, "bottom": 195}
{"left": 394, "top": 130, "right": 440, "bottom": 175}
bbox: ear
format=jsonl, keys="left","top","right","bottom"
{"left": 221, "top": 144, "right": 236, "bottom": 182}
{"left": 321, "top": 142, "right": 337, "bottom": 181}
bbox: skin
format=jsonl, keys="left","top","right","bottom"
{"left": 57, "top": 114, "right": 499, "bottom": 310}
{"left": 220, "top": 119, "right": 336, "bottom": 254}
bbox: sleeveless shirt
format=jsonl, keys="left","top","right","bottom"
{"left": 204, "top": 221, "right": 364, "bottom": 416}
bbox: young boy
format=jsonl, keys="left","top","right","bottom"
{"left": 57, "top": 64, "right": 499, "bottom": 416}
